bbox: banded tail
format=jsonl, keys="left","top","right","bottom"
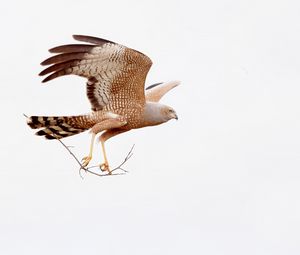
{"left": 27, "top": 115, "right": 95, "bottom": 139}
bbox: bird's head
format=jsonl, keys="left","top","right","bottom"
{"left": 161, "top": 105, "right": 178, "bottom": 121}
{"left": 143, "top": 102, "right": 178, "bottom": 126}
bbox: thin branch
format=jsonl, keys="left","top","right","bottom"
{"left": 56, "top": 137, "right": 134, "bottom": 178}
{"left": 87, "top": 144, "right": 134, "bottom": 174}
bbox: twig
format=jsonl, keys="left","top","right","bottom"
{"left": 87, "top": 144, "right": 134, "bottom": 173}
{"left": 56, "top": 137, "right": 134, "bottom": 178}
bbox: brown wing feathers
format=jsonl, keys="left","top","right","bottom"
{"left": 72, "top": 35, "right": 115, "bottom": 45}
{"left": 49, "top": 44, "right": 95, "bottom": 53}
{"left": 39, "top": 60, "right": 80, "bottom": 76}
{"left": 38, "top": 35, "right": 152, "bottom": 111}
{"left": 39, "top": 35, "right": 116, "bottom": 83}
{"left": 40, "top": 52, "right": 90, "bottom": 66}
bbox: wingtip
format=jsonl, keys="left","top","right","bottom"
{"left": 165, "top": 80, "right": 181, "bottom": 89}
{"left": 40, "top": 60, "right": 48, "bottom": 66}
{"left": 39, "top": 75, "right": 50, "bottom": 83}
{"left": 72, "top": 34, "right": 90, "bottom": 41}
{"left": 39, "top": 67, "right": 51, "bottom": 76}
{"left": 170, "top": 80, "right": 181, "bottom": 87}
{"left": 72, "top": 34, "right": 115, "bottom": 45}
{"left": 72, "top": 34, "right": 81, "bottom": 40}
{"left": 41, "top": 77, "right": 49, "bottom": 83}
{"left": 48, "top": 47, "right": 58, "bottom": 53}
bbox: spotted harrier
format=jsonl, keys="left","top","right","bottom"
{"left": 27, "top": 35, "right": 179, "bottom": 174}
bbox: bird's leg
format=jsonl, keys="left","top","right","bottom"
{"left": 100, "top": 139, "right": 111, "bottom": 174}
{"left": 82, "top": 133, "right": 96, "bottom": 168}
{"left": 98, "top": 129, "right": 128, "bottom": 174}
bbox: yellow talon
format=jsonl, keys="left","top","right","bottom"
{"left": 82, "top": 156, "right": 92, "bottom": 168}
{"left": 100, "top": 162, "right": 111, "bottom": 174}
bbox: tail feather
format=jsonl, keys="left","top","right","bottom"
{"left": 27, "top": 115, "right": 94, "bottom": 139}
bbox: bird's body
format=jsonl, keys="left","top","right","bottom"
{"left": 27, "top": 35, "right": 179, "bottom": 173}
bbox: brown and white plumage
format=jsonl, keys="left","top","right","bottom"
{"left": 27, "top": 35, "right": 179, "bottom": 173}
{"left": 40, "top": 35, "right": 152, "bottom": 111}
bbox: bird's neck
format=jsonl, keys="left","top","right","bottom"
{"left": 142, "top": 102, "right": 166, "bottom": 127}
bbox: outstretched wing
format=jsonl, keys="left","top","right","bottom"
{"left": 145, "top": 81, "right": 180, "bottom": 102}
{"left": 40, "top": 35, "right": 152, "bottom": 111}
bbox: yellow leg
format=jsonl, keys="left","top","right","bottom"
{"left": 100, "top": 140, "right": 111, "bottom": 174}
{"left": 82, "top": 133, "right": 96, "bottom": 168}
{"left": 98, "top": 129, "right": 127, "bottom": 174}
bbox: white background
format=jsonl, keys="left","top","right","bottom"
{"left": 1, "top": 0, "right": 300, "bottom": 254}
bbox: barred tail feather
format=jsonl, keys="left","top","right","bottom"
{"left": 27, "top": 115, "right": 94, "bottom": 139}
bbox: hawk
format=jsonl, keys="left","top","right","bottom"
{"left": 27, "top": 35, "right": 179, "bottom": 174}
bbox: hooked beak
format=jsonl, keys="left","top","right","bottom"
{"left": 174, "top": 112, "right": 178, "bottom": 120}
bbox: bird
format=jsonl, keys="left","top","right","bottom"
{"left": 27, "top": 35, "right": 179, "bottom": 174}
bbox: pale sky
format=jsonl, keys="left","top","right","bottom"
{"left": 1, "top": 0, "right": 300, "bottom": 254}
